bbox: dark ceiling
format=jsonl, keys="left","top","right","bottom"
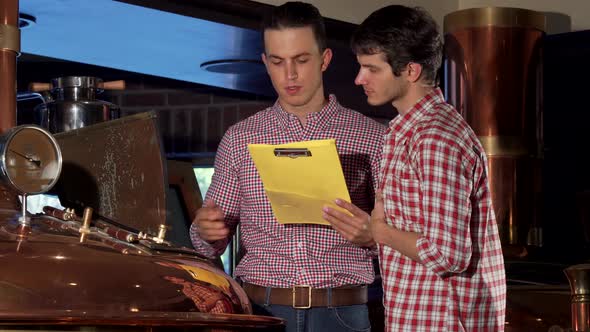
{"left": 19, "top": 0, "right": 273, "bottom": 95}
{"left": 18, "top": 0, "right": 393, "bottom": 118}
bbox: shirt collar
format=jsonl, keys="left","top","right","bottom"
{"left": 273, "top": 94, "right": 341, "bottom": 129}
{"left": 389, "top": 87, "right": 445, "bottom": 138}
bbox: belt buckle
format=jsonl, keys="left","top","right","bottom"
{"left": 292, "top": 285, "right": 312, "bottom": 309}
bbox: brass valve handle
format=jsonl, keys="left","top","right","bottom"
{"left": 99, "top": 80, "right": 126, "bottom": 90}
{"left": 79, "top": 207, "right": 93, "bottom": 243}
{"left": 81, "top": 207, "right": 93, "bottom": 231}
{"left": 28, "top": 82, "right": 51, "bottom": 92}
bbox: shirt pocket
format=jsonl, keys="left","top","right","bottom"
{"left": 387, "top": 142, "right": 422, "bottom": 233}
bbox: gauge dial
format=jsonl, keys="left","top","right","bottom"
{"left": 0, "top": 125, "right": 62, "bottom": 194}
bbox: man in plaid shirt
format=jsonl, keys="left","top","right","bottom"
{"left": 190, "top": 2, "right": 385, "bottom": 331}
{"left": 351, "top": 5, "right": 506, "bottom": 331}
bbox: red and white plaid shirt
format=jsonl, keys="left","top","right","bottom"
{"left": 379, "top": 88, "right": 506, "bottom": 331}
{"left": 190, "top": 95, "right": 385, "bottom": 288}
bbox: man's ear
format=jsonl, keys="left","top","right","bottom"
{"left": 406, "top": 62, "right": 423, "bottom": 83}
{"left": 261, "top": 53, "right": 271, "bottom": 75}
{"left": 261, "top": 53, "right": 268, "bottom": 67}
{"left": 321, "top": 48, "right": 333, "bottom": 72}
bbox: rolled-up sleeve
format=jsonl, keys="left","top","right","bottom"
{"left": 190, "top": 128, "right": 242, "bottom": 258}
{"left": 414, "top": 137, "right": 475, "bottom": 276}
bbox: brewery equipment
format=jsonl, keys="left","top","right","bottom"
{"left": 565, "top": 265, "right": 590, "bottom": 332}
{"left": 0, "top": 112, "right": 283, "bottom": 330}
{"left": 0, "top": 125, "right": 61, "bottom": 195}
{"left": 443, "top": 7, "right": 545, "bottom": 252}
{"left": 442, "top": 7, "right": 581, "bottom": 331}
{"left": 0, "top": 124, "right": 62, "bottom": 225}
{"left": 0, "top": 205, "right": 284, "bottom": 330}
{"left": 0, "top": 1, "right": 284, "bottom": 329}
{"left": 27, "top": 76, "right": 124, "bottom": 133}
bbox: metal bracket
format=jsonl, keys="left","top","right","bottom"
{"left": 0, "top": 24, "right": 20, "bottom": 53}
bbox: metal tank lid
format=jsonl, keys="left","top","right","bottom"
{"left": 51, "top": 76, "right": 103, "bottom": 90}
{"left": 444, "top": 7, "right": 546, "bottom": 34}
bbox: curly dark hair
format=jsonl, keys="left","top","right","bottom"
{"left": 261, "top": 1, "right": 328, "bottom": 53}
{"left": 351, "top": 5, "right": 443, "bottom": 84}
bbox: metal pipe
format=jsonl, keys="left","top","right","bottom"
{"left": 0, "top": 0, "right": 19, "bottom": 210}
{"left": 565, "top": 265, "right": 590, "bottom": 331}
{"left": 0, "top": 0, "right": 19, "bottom": 132}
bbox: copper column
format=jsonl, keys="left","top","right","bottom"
{"left": 0, "top": 0, "right": 18, "bottom": 132}
{"left": 443, "top": 8, "right": 545, "bottom": 253}
{"left": 0, "top": 0, "right": 19, "bottom": 209}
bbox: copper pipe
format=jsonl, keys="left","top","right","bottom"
{"left": 43, "top": 206, "right": 79, "bottom": 221}
{"left": 44, "top": 206, "right": 140, "bottom": 243}
{"left": 0, "top": 0, "right": 18, "bottom": 132}
{"left": 95, "top": 220, "right": 139, "bottom": 243}
{"left": 565, "top": 265, "right": 590, "bottom": 331}
{"left": 0, "top": 0, "right": 19, "bottom": 210}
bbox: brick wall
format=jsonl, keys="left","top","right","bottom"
{"left": 104, "top": 76, "right": 274, "bottom": 156}
{"left": 17, "top": 59, "right": 393, "bottom": 162}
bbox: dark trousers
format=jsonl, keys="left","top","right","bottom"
{"left": 252, "top": 302, "right": 371, "bottom": 332}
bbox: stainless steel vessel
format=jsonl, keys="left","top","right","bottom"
{"left": 29, "top": 76, "right": 123, "bottom": 133}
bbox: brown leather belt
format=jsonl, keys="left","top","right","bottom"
{"left": 243, "top": 283, "right": 368, "bottom": 309}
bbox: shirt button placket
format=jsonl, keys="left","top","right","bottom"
{"left": 293, "top": 232, "right": 308, "bottom": 283}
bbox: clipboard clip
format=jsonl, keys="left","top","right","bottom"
{"left": 273, "top": 148, "right": 312, "bottom": 158}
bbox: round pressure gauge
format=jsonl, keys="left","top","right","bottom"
{"left": 0, "top": 125, "right": 62, "bottom": 195}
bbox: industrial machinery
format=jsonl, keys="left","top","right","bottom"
{"left": 0, "top": 1, "right": 282, "bottom": 329}
{"left": 0, "top": 113, "right": 284, "bottom": 331}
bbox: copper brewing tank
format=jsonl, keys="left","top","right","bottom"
{"left": 443, "top": 7, "right": 545, "bottom": 251}
{"left": 0, "top": 207, "right": 284, "bottom": 331}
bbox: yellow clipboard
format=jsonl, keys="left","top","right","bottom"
{"left": 247, "top": 139, "right": 351, "bottom": 225}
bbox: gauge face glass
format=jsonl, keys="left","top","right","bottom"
{"left": 5, "top": 127, "right": 61, "bottom": 194}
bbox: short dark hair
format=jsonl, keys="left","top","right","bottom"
{"left": 351, "top": 5, "right": 443, "bottom": 84}
{"left": 261, "top": 1, "right": 328, "bottom": 53}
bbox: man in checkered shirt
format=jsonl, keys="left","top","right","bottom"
{"left": 351, "top": 5, "right": 506, "bottom": 331}
{"left": 190, "top": 2, "right": 385, "bottom": 331}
